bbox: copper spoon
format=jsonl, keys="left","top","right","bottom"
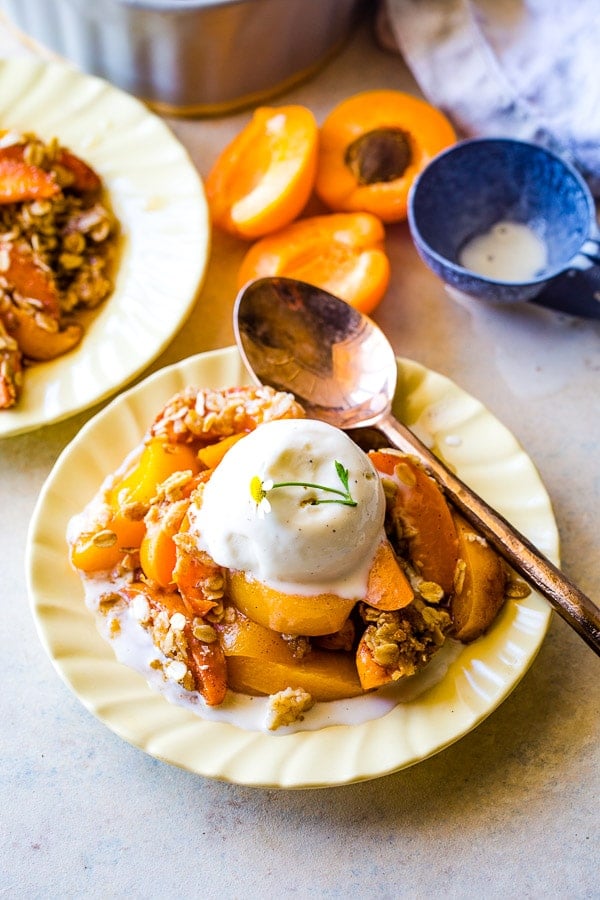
{"left": 234, "top": 276, "right": 600, "bottom": 655}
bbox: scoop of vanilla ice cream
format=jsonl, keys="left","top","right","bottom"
{"left": 190, "top": 418, "right": 386, "bottom": 593}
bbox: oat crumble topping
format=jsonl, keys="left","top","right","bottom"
{"left": 266, "top": 687, "right": 315, "bottom": 731}
{"left": 0, "top": 131, "right": 119, "bottom": 408}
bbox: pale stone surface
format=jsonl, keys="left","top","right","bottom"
{"left": 1, "top": 11, "right": 598, "bottom": 899}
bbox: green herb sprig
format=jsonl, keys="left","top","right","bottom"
{"left": 250, "top": 460, "right": 357, "bottom": 516}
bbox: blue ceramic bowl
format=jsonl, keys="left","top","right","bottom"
{"left": 408, "top": 137, "right": 598, "bottom": 303}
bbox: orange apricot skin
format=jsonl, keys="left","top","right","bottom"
{"left": 71, "top": 439, "right": 199, "bottom": 575}
{"left": 9, "top": 308, "right": 82, "bottom": 361}
{"left": 205, "top": 104, "right": 318, "bottom": 240}
{"left": 109, "top": 439, "right": 200, "bottom": 508}
{"left": 227, "top": 569, "right": 356, "bottom": 637}
{"left": 197, "top": 432, "right": 246, "bottom": 469}
{"left": 218, "top": 608, "right": 364, "bottom": 701}
{"left": 365, "top": 538, "right": 413, "bottom": 611}
{"left": 369, "top": 449, "right": 459, "bottom": 597}
{"left": 315, "top": 90, "right": 456, "bottom": 223}
{"left": 139, "top": 507, "right": 184, "bottom": 589}
{"left": 450, "top": 513, "right": 507, "bottom": 643}
{"left": 70, "top": 515, "right": 145, "bottom": 573}
{"left": 237, "top": 211, "right": 390, "bottom": 314}
{"left": 355, "top": 635, "right": 395, "bottom": 692}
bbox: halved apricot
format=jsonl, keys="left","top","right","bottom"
{"left": 315, "top": 90, "right": 456, "bottom": 223}
{"left": 237, "top": 211, "right": 390, "bottom": 314}
{"left": 205, "top": 104, "right": 318, "bottom": 239}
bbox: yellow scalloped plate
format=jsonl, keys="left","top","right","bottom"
{"left": 26, "top": 347, "right": 558, "bottom": 787}
{"left": 0, "top": 57, "right": 209, "bottom": 437}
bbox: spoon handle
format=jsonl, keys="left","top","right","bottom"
{"left": 377, "top": 412, "right": 600, "bottom": 655}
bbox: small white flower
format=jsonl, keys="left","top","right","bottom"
{"left": 256, "top": 495, "right": 272, "bottom": 519}
{"left": 250, "top": 476, "right": 273, "bottom": 518}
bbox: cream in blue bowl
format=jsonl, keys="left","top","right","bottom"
{"left": 408, "top": 137, "right": 600, "bottom": 306}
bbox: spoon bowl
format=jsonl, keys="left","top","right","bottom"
{"left": 234, "top": 276, "right": 396, "bottom": 429}
{"left": 235, "top": 276, "right": 600, "bottom": 655}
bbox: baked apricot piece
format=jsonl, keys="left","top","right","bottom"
{"left": 1, "top": 241, "right": 60, "bottom": 318}
{"left": 140, "top": 502, "right": 187, "bottom": 589}
{"left": 197, "top": 432, "right": 246, "bottom": 468}
{"left": 0, "top": 320, "right": 22, "bottom": 408}
{"left": 237, "top": 211, "right": 390, "bottom": 314}
{"left": 228, "top": 537, "right": 412, "bottom": 637}
{"left": 8, "top": 307, "right": 82, "bottom": 361}
{"left": 355, "top": 634, "right": 395, "bottom": 691}
{"left": 71, "top": 441, "right": 200, "bottom": 575}
{"left": 364, "top": 538, "right": 413, "bottom": 611}
{"left": 0, "top": 147, "right": 59, "bottom": 203}
{"left": 120, "top": 582, "right": 228, "bottom": 707}
{"left": 70, "top": 514, "right": 145, "bottom": 573}
{"left": 227, "top": 570, "right": 356, "bottom": 637}
{"left": 0, "top": 141, "right": 102, "bottom": 200}
{"left": 205, "top": 104, "right": 318, "bottom": 239}
{"left": 355, "top": 600, "right": 451, "bottom": 691}
{"left": 218, "top": 607, "right": 363, "bottom": 701}
{"left": 315, "top": 90, "right": 456, "bottom": 223}
{"left": 109, "top": 438, "right": 200, "bottom": 508}
{"left": 0, "top": 242, "right": 82, "bottom": 361}
{"left": 450, "top": 513, "right": 507, "bottom": 642}
{"left": 370, "top": 449, "right": 459, "bottom": 598}
{"left": 56, "top": 148, "right": 102, "bottom": 196}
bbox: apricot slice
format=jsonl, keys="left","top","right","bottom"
{"left": 1, "top": 241, "right": 60, "bottom": 318}
{"left": 218, "top": 609, "right": 363, "bottom": 701}
{"left": 355, "top": 634, "right": 395, "bottom": 691}
{"left": 370, "top": 450, "right": 459, "bottom": 597}
{"left": 315, "top": 90, "right": 456, "bottom": 223}
{"left": 237, "top": 211, "right": 391, "bottom": 314}
{"left": 56, "top": 147, "right": 102, "bottom": 196}
{"left": 173, "top": 501, "right": 224, "bottom": 618}
{"left": 205, "top": 104, "right": 318, "bottom": 239}
{"left": 8, "top": 307, "right": 82, "bottom": 361}
{"left": 450, "top": 513, "right": 507, "bottom": 642}
{"left": 227, "top": 570, "right": 356, "bottom": 636}
{"left": 197, "top": 432, "right": 246, "bottom": 469}
{"left": 109, "top": 438, "right": 200, "bottom": 508}
{"left": 364, "top": 538, "right": 413, "bottom": 610}
{"left": 184, "top": 624, "right": 228, "bottom": 707}
{"left": 70, "top": 514, "right": 145, "bottom": 573}
{"left": 139, "top": 503, "right": 187, "bottom": 589}
{"left": 0, "top": 149, "right": 59, "bottom": 203}
{"left": 121, "top": 583, "right": 228, "bottom": 706}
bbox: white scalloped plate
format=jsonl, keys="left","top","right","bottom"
{"left": 26, "top": 347, "right": 558, "bottom": 787}
{"left": 0, "top": 57, "right": 209, "bottom": 437}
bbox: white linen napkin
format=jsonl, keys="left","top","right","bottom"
{"left": 377, "top": 0, "right": 600, "bottom": 194}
